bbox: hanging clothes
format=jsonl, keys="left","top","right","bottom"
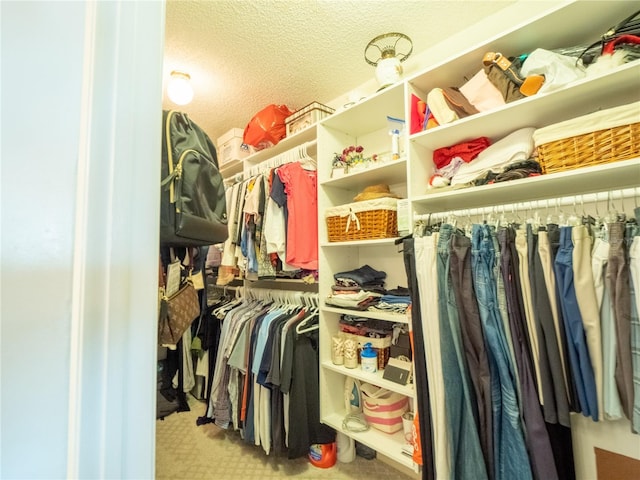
{"left": 276, "top": 162, "right": 318, "bottom": 270}
{"left": 197, "top": 290, "right": 327, "bottom": 459}
{"left": 437, "top": 224, "right": 488, "bottom": 480}
{"left": 401, "top": 237, "right": 436, "bottom": 480}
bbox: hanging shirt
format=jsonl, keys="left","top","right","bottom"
{"left": 221, "top": 182, "right": 241, "bottom": 267}
{"left": 276, "top": 162, "right": 318, "bottom": 270}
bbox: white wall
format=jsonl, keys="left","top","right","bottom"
{"left": 1, "top": 1, "right": 164, "bottom": 478}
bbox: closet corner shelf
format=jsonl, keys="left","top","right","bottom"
{"left": 412, "top": 158, "right": 640, "bottom": 213}
{"left": 320, "top": 158, "right": 407, "bottom": 189}
{"left": 245, "top": 278, "right": 319, "bottom": 292}
{"left": 321, "top": 412, "right": 415, "bottom": 470}
{"left": 243, "top": 127, "right": 316, "bottom": 167}
{"left": 321, "top": 305, "right": 409, "bottom": 324}
{"left": 321, "top": 360, "right": 415, "bottom": 397}
{"left": 320, "top": 237, "right": 401, "bottom": 248}
{"left": 220, "top": 158, "right": 244, "bottom": 179}
{"left": 321, "top": 83, "right": 405, "bottom": 138}
{"left": 410, "top": 62, "right": 640, "bottom": 150}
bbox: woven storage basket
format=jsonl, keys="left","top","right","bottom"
{"left": 325, "top": 197, "right": 398, "bottom": 242}
{"left": 534, "top": 102, "right": 640, "bottom": 175}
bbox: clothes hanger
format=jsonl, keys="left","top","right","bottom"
{"left": 567, "top": 196, "right": 582, "bottom": 226}
{"left": 510, "top": 203, "right": 523, "bottom": 228}
{"left": 296, "top": 307, "right": 319, "bottom": 334}
{"left": 300, "top": 142, "right": 317, "bottom": 171}
{"left": 464, "top": 209, "right": 473, "bottom": 237}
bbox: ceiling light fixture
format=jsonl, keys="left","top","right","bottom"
{"left": 167, "top": 70, "right": 194, "bottom": 105}
{"left": 364, "top": 33, "right": 413, "bottom": 90}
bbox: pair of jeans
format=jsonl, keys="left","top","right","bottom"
{"left": 492, "top": 228, "right": 521, "bottom": 406}
{"left": 516, "top": 228, "right": 544, "bottom": 404}
{"left": 498, "top": 227, "right": 558, "bottom": 480}
{"left": 629, "top": 234, "right": 640, "bottom": 433}
{"left": 531, "top": 227, "right": 574, "bottom": 479}
{"left": 592, "top": 238, "right": 624, "bottom": 420}
{"left": 554, "top": 226, "right": 598, "bottom": 420}
{"left": 450, "top": 232, "right": 494, "bottom": 477}
{"left": 437, "top": 225, "right": 488, "bottom": 480}
{"left": 529, "top": 226, "right": 570, "bottom": 427}
{"left": 402, "top": 238, "right": 435, "bottom": 480}
{"left": 538, "top": 229, "right": 573, "bottom": 413}
{"left": 471, "top": 224, "right": 532, "bottom": 480}
{"left": 607, "top": 221, "right": 634, "bottom": 421}
{"left": 572, "top": 225, "right": 604, "bottom": 416}
{"left": 414, "top": 235, "right": 449, "bottom": 478}
{"left": 547, "top": 224, "right": 580, "bottom": 412}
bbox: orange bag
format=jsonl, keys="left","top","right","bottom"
{"left": 242, "top": 104, "right": 293, "bottom": 151}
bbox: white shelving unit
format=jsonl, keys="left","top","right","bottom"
{"left": 316, "top": 0, "right": 640, "bottom": 473}
{"left": 317, "top": 79, "right": 415, "bottom": 471}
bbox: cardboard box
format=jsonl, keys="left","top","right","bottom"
{"left": 285, "top": 102, "right": 335, "bottom": 136}
{"left": 216, "top": 127, "right": 249, "bottom": 166}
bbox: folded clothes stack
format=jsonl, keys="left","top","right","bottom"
{"left": 368, "top": 286, "right": 411, "bottom": 314}
{"left": 339, "top": 315, "right": 393, "bottom": 337}
{"left": 326, "top": 264, "right": 387, "bottom": 311}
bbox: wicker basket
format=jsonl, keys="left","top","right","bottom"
{"left": 534, "top": 102, "right": 640, "bottom": 175}
{"left": 325, "top": 197, "right": 398, "bottom": 242}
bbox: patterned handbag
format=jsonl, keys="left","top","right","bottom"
{"left": 158, "top": 281, "right": 200, "bottom": 345}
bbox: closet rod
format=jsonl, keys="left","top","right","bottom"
{"left": 246, "top": 140, "right": 317, "bottom": 177}
{"left": 413, "top": 187, "right": 640, "bottom": 222}
{"left": 225, "top": 171, "right": 244, "bottom": 184}
{"left": 242, "top": 287, "right": 319, "bottom": 305}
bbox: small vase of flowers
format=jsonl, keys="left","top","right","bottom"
{"left": 332, "top": 145, "right": 366, "bottom": 177}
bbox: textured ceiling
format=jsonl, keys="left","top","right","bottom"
{"left": 162, "top": 0, "right": 515, "bottom": 144}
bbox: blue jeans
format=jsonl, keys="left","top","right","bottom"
{"left": 471, "top": 224, "right": 532, "bottom": 480}
{"left": 437, "top": 224, "right": 488, "bottom": 480}
{"left": 553, "top": 226, "right": 598, "bottom": 420}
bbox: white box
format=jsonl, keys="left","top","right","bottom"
{"left": 216, "top": 128, "right": 249, "bottom": 166}
{"left": 285, "top": 102, "right": 334, "bottom": 137}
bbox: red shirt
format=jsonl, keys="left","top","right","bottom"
{"left": 276, "top": 162, "right": 318, "bottom": 270}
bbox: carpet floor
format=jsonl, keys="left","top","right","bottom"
{"left": 155, "top": 395, "right": 414, "bottom": 479}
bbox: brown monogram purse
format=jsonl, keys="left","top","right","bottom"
{"left": 158, "top": 258, "right": 200, "bottom": 345}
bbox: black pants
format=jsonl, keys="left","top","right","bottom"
{"left": 402, "top": 238, "right": 435, "bottom": 480}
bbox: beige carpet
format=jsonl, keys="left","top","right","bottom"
{"left": 156, "top": 395, "right": 415, "bottom": 479}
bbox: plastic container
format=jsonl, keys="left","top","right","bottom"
{"left": 336, "top": 432, "right": 356, "bottom": 463}
{"left": 216, "top": 127, "right": 249, "bottom": 166}
{"left": 361, "top": 342, "right": 378, "bottom": 373}
{"left": 309, "top": 442, "right": 337, "bottom": 468}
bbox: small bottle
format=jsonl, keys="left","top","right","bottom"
{"left": 360, "top": 342, "right": 378, "bottom": 373}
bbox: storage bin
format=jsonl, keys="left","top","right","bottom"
{"left": 339, "top": 331, "right": 391, "bottom": 370}
{"left": 216, "top": 127, "right": 249, "bottom": 166}
{"left": 325, "top": 197, "right": 398, "bottom": 242}
{"left": 534, "top": 102, "right": 640, "bottom": 175}
{"left": 285, "top": 101, "right": 335, "bottom": 136}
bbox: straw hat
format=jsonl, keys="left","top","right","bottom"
{"left": 353, "top": 184, "right": 401, "bottom": 202}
